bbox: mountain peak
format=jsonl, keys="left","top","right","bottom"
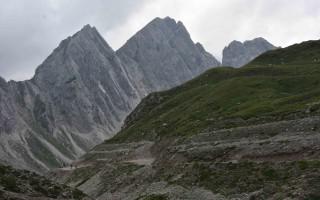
{"left": 75, "top": 24, "right": 99, "bottom": 37}
{"left": 222, "top": 37, "right": 276, "bottom": 67}
{"left": 119, "top": 16, "right": 194, "bottom": 54}
{"left": 117, "top": 16, "right": 220, "bottom": 93}
{"left": 37, "top": 24, "right": 113, "bottom": 68}
{"left": 164, "top": 16, "right": 175, "bottom": 21}
{"left": 243, "top": 37, "right": 273, "bottom": 46}
{"left": 136, "top": 16, "right": 189, "bottom": 39}
{"left": 250, "top": 37, "right": 269, "bottom": 42}
{"left": 228, "top": 40, "right": 243, "bottom": 47}
{"left": 0, "top": 76, "right": 6, "bottom": 83}
{"left": 82, "top": 24, "right": 94, "bottom": 30}
{"left": 150, "top": 16, "right": 177, "bottom": 26}
{"left": 33, "top": 23, "right": 115, "bottom": 86}
{"left": 71, "top": 24, "right": 102, "bottom": 42}
{"left": 0, "top": 76, "right": 7, "bottom": 89}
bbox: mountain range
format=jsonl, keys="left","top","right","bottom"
{"left": 0, "top": 17, "right": 222, "bottom": 172}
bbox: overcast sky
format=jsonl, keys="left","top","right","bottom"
{"left": 1, "top": 0, "right": 320, "bottom": 81}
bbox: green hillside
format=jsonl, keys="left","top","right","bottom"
{"left": 110, "top": 40, "right": 320, "bottom": 142}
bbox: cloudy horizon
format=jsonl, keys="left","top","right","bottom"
{"left": 1, "top": 0, "right": 320, "bottom": 81}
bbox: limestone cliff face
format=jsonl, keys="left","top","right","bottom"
{"left": 117, "top": 17, "right": 220, "bottom": 96}
{"left": 0, "top": 17, "right": 220, "bottom": 172}
{"left": 222, "top": 37, "right": 276, "bottom": 67}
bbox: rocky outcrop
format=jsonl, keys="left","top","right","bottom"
{"left": 0, "top": 17, "right": 220, "bottom": 172}
{"left": 222, "top": 37, "right": 276, "bottom": 67}
{"left": 117, "top": 17, "right": 220, "bottom": 95}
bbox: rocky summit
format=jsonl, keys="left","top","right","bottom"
{"left": 0, "top": 17, "right": 220, "bottom": 173}
{"left": 222, "top": 37, "right": 276, "bottom": 67}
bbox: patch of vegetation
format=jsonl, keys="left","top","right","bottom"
{"left": 72, "top": 189, "right": 87, "bottom": 199}
{"left": 1, "top": 176, "right": 19, "bottom": 192}
{"left": 0, "top": 165, "right": 8, "bottom": 174}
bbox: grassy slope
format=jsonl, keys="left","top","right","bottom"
{"left": 108, "top": 39, "right": 320, "bottom": 143}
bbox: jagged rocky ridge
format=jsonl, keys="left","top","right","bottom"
{"left": 0, "top": 17, "right": 220, "bottom": 172}
{"left": 52, "top": 40, "right": 320, "bottom": 199}
{"left": 222, "top": 37, "right": 276, "bottom": 67}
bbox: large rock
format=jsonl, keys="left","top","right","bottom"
{"left": 222, "top": 37, "right": 276, "bottom": 67}
{"left": 0, "top": 17, "right": 220, "bottom": 172}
